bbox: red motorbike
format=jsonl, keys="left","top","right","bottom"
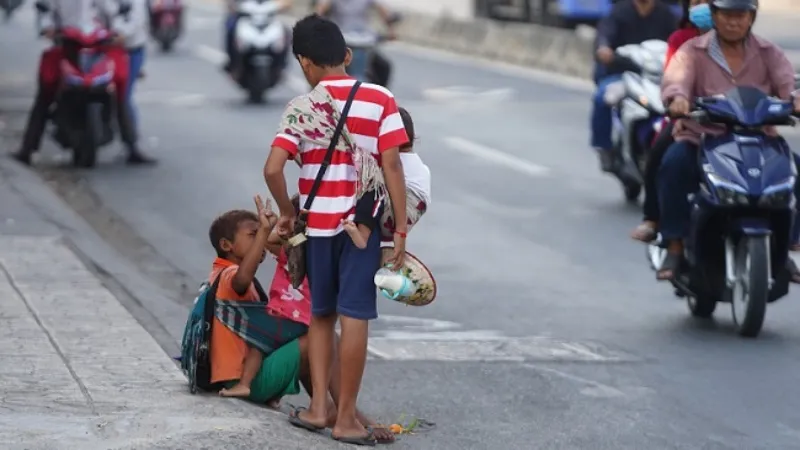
{"left": 52, "top": 23, "right": 118, "bottom": 168}
{"left": 149, "top": 0, "right": 184, "bottom": 52}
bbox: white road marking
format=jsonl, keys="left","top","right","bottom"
{"left": 442, "top": 136, "right": 551, "bottom": 177}
{"left": 422, "top": 86, "right": 515, "bottom": 103}
{"left": 193, "top": 44, "right": 227, "bottom": 65}
{"left": 525, "top": 364, "right": 628, "bottom": 398}
{"left": 367, "top": 336, "right": 636, "bottom": 362}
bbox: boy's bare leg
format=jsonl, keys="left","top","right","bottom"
{"left": 297, "top": 334, "right": 395, "bottom": 442}
{"left": 296, "top": 314, "right": 337, "bottom": 427}
{"left": 331, "top": 316, "right": 371, "bottom": 439}
{"left": 342, "top": 220, "right": 370, "bottom": 249}
{"left": 220, "top": 346, "right": 263, "bottom": 397}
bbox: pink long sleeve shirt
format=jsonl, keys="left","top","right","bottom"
{"left": 661, "top": 31, "right": 796, "bottom": 144}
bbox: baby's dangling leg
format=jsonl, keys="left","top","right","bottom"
{"left": 342, "top": 219, "right": 369, "bottom": 249}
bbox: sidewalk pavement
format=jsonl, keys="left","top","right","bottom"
{"left": 0, "top": 115, "right": 345, "bottom": 449}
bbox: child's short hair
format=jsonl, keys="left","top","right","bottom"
{"left": 398, "top": 106, "right": 415, "bottom": 150}
{"left": 292, "top": 14, "right": 347, "bottom": 67}
{"left": 209, "top": 209, "right": 259, "bottom": 257}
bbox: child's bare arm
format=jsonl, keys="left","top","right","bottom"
{"left": 231, "top": 195, "right": 275, "bottom": 295}
{"left": 265, "top": 229, "right": 283, "bottom": 257}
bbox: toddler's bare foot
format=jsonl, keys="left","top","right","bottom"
{"left": 342, "top": 220, "right": 367, "bottom": 249}
{"left": 219, "top": 384, "right": 251, "bottom": 398}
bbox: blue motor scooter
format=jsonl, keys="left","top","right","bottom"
{"left": 647, "top": 86, "right": 800, "bottom": 338}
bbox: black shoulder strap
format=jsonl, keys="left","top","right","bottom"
{"left": 253, "top": 277, "right": 268, "bottom": 304}
{"left": 302, "top": 81, "right": 362, "bottom": 212}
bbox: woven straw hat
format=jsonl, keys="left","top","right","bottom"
{"left": 380, "top": 248, "right": 437, "bottom": 306}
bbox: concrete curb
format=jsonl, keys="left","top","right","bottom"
{"left": 288, "top": 0, "right": 595, "bottom": 80}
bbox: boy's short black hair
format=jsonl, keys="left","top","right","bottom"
{"left": 398, "top": 106, "right": 415, "bottom": 149}
{"left": 292, "top": 14, "right": 347, "bottom": 67}
{"left": 209, "top": 209, "right": 259, "bottom": 257}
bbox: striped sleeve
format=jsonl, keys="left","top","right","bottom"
{"left": 271, "top": 106, "right": 302, "bottom": 158}
{"left": 377, "top": 94, "right": 409, "bottom": 153}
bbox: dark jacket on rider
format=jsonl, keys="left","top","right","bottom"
{"left": 661, "top": 30, "right": 796, "bottom": 144}
{"left": 596, "top": 0, "right": 677, "bottom": 76}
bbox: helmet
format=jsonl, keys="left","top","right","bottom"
{"left": 710, "top": 0, "right": 757, "bottom": 11}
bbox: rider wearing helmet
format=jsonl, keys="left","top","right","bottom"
{"left": 655, "top": 0, "right": 800, "bottom": 281}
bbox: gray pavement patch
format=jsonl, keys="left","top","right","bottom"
{"left": 0, "top": 235, "right": 348, "bottom": 449}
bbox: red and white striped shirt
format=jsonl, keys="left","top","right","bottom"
{"left": 271, "top": 76, "right": 409, "bottom": 237}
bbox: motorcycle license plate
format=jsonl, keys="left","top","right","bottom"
{"left": 251, "top": 55, "right": 271, "bottom": 66}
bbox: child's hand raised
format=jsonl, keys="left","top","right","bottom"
{"left": 254, "top": 195, "right": 278, "bottom": 230}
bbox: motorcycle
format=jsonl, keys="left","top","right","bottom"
{"left": 1, "top": 0, "right": 22, "bottom": 21}
{"left": 346, "top": 13, "right": 401, "bottom": 88}
{"left": 232, "top": 0, "right": 287, "bottom": 103}
{"left": 647, "top": 86, "right": 800, "bottom": 337}
{"left": 602, "top": 39, "right": 668, "bottom": 202}
{"left": 50, "top": 23, "right": 119, "bottom": 168}
{"left": 149, "top": 0, "right": 184, "bottom": 52}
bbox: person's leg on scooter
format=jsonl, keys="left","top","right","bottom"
{"left": 631, "top": 121, "right": 674, "bottom": 242}
{"left": 223, "top": 14, "right": 238, "bottom": 72}
{"left": 590, "top": 74, "right": 622, "bottom": 172}
{"left": 14, "top": 47, "right": 62, "bottom": 165}
{"left": 109, "top": 47, "right": 156, "bottom": 165}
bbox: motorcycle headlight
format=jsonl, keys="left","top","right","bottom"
{"left": 707, "top": 172, "right": 749, "bottom": 206}
{"left": 759, "top": 177, "right": 795, "bottom": 208}
{"left": 603, "top": 80, "right": 626, "bottom": 106}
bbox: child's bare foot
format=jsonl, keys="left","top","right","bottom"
{"left": 219, "top": 384, "right": 251, "bottom": 398}
{"left": 342, "top": 220, "right": 368, "bottom": 249}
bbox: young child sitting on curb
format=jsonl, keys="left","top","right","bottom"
{"left": 212, "top": 195, "right": 396, "bottom": 443}
{"left": 215, "top": 195, "right": 279, "bottom": 398}
{"left": 342, "top": 106, "right": 431, "bottom": 248}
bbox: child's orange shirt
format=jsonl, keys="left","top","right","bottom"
{"left": 208, "top": 258, "right": 260, "bottom": 384}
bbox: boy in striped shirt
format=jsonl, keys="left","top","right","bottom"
{"left": 264, "top": 14, "right": 409, "bottom": 446}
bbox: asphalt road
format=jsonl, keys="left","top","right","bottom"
{"left": 3, "top": 3, "right": 800, "bottom": 449}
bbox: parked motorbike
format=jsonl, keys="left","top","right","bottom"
{"left": 232, "top": 0, "right": 287, "bottom": 103}
{"left": 51, "top": 24, "right": 119, "bottom": 168}
{"left": 647, "top": 87, "right": 800, "bottom": 337}
{"left": 602, "top": 39, "right": 667, "bottom": 202}
{"left": 1, "top": 0, "right": 23, "bottom": 21}
{"left": 149, "top": 0, "right": 184, "bottom": 52}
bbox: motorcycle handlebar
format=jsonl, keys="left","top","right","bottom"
{"left": 669, "top": 109, "right": 798, "bottom": 126}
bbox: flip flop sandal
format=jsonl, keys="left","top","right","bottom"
{"left": 631, "top": 223, "right": 657, "bottom": 242}
{"left": 332, "top": 431, "right": 377, "bottom": 446}
{"left": 787, "top": 258, "right": 800, "bottom": 284}
{"left": 288, "top": 406, "right": 325, "bottom": 433}
{"left": 657, "top": 253, "right": 681, "bottom": 281}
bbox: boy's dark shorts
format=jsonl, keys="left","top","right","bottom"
{"left": 305, "top": 203, "right": 384, "bottom": 320}
{"left": 353, "top": 190, "right": 381, "bottom": 231}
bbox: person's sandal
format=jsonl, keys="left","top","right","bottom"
{"left": 657, "top": 252, "right": 681, "bottom": 281}
{"left": 787, "top": 258, "right": 800, "bottom": 284}
{"left": 631, "top": 222, "right": 657, "bottom": 242}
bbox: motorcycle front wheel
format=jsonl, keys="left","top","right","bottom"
{"left": 730, "top": 236, "right": 769, "bottom": 338}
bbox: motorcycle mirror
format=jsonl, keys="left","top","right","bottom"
{"left": 34, "top": 0, "right": 49, "bottom": 13}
